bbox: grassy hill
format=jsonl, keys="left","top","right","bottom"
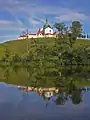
{"left": 0, "top": 38, "right": 90, "bottom": 57}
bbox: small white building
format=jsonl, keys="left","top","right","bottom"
{"left": 18, "top": 18, "right": 56, "bottom": 39}
{"left": 18, "top": 35, "right": 27, "bottom": 40}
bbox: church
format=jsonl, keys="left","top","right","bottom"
{"left": 18, "top": 18, "right": 56, "bottom": 39}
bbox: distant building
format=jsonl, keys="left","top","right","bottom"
{"left": 18, "top": 18, "right": 56, "bottom": 39}
{"left": 77, "top": 33, "right": 90, "bottom": 40}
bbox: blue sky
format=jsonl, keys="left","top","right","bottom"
{"left": 0, "top": 0, "right": 90, "bottom": 43}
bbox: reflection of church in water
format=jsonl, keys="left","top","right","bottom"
{"left": 17, "top": 85, "right": 90, "bottom": 106}
{"left": 17, "top": 85, "right": 59, "bottom": 100}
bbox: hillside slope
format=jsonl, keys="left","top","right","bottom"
{"left": 0, "top": 38, "right": 90, "bottom": 57}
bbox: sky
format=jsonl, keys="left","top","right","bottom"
{"left": 0, "top": 0, "right": 90, "bottom": 43}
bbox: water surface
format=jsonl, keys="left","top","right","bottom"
{"left": 0, "top": 66, "right": 90, "bottom": 120}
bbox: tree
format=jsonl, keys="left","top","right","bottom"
{"left": 12, "top": 53, "right": 21, "bottom": 62}
{"left": 87, "top": 34, "right": 89, "bottom": 39}
{"left": 70, "top": 21, "right": 82, "bottom": 38}
{"left": 54, "top": 23, "right": 68, "bottom": 65}
{"left": 54, "top": 23, "right": 67, "bottom": 34}
{"left": 4, "top": 45, "right": 10, "bottom": 62}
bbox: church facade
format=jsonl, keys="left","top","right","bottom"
{"left": 18, "top": 18, "right": 56, "bottom": 40}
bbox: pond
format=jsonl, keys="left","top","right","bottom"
{"left": 0, "top": 66, "right": 90, "bottom": 120}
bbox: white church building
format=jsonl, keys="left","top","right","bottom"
{"left": 18, "top": 18, "right": 56, "bottom": 40}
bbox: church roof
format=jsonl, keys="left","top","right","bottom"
{"left": 37, "top": 28, "right": 41, "bottom": 34}
{"left": 43, "top": 18, "right": 51, "bottom": 29}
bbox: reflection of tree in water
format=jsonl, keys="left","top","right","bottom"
{"left": 4, "top": 67, "right": 10, "bottom": 82}
{"left": 54, "top": 92, "right": 68, "bottom": 105}
{"left": 72, "top": 90, "right": 82, "bottom": 104}
{"left": 67, "top": 80, "right": 76, "bottom": 94}
{"left": 67, "top": 80, "right": 82, "bottom": 104}
{"left": 53, "top": 88, "right": 82, "bottom": 105}
{"left": 1, "top": 65, "right": 90, "bottom": 106}
{"left": 2, "top": 65, "right": 90, "bottom": 88}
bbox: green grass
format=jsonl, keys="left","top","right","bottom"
{"left": 73, "top": 39, "right": 90, "bottom": 47}
{"left": 0, "top": 38, "right": 90, "bottom": 57}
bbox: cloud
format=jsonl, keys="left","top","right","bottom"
{"left": 0, "top": 20, "right": 16, "bottom": 25}
{"left": 0, "top": 20, "right": 12, "bottom": 24}
{"left": 29, "top": 18, "right": 41, "bottom": 25}
{"left": 7, "top": 4, "right": 89, "bottom": 25}
{"left": 28, "top": 17, "right": 45, "bottom": 30}
{"left": 56, "top": 12, "right": 90, "bottom": 22}
{"left": 5, "top": 8, "right": 25, "bottom": 27}
{"left": 0, "top": 35, "right": 19, "bottom": 42}
{"left": 0, "top": 19, "right": 25, "bottom": 31}
{"left": 17, "top": 6, "right": 72, "bottom": 17}
{"left": 0, "top": 1, "right": 89, "bottom": 23}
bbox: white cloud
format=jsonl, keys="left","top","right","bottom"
{"left": 0, "top": 19, "right": 25, "bottom": 31}
{"left": 17, "top": 6, "right": 72, "bottom": 17}
{"left": 3, "top": 3, "right": 89, "bottom": 24}
{"left": 0, "top": 35, "right": 18, "bottom": 38}
{"left": 56, "top": 12, "right": 89, "bottom": 22}
{"left": 9, "top": 5, "right": 89, "bottom": 26}
{"left": 0, "top": 20, "right": 13, "bottom": 24}
{"left": 29, "top": 18, "right": 41, "bottom": 25}
{"left": 5, "top": 8, "right": 25, "bottom": 27}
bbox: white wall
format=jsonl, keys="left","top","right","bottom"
{"left": 45, "top": 27, "right": 53, "bottom": 34}
{"left": 18, "top": 37, "right": 26, "bottom": 40}
{"left": 77, "top": 37, "right": 89, "bottom": 40}
{"left": 38, "top": 34, "right": 44, "bottom": 38}
{"left": 18, "top": 35, "right": 37, "bottom": 39}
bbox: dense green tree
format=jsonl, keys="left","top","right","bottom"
{"left": 12, "top": 53, "right": 21, "bottom": 62}
{"left": 54, "top": 23, "right": 67, "bottom": 34}
{"left": 4, "top": 45, "right": 11, "bottom": 62}
{"left": 70, "top": 21, "right": 82, "bottom": 38}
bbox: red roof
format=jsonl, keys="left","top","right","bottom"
{"left": 18, "top": 35, "right": 27, "bottom": 37}
{"left": 37, "top": 28, "right": 42, "bottom": 34}
{"left": 29, "top": 34, "right": 36, "bottom": 36}
{"left": 47, "top": 24, "right": 51, "bottom": 28}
